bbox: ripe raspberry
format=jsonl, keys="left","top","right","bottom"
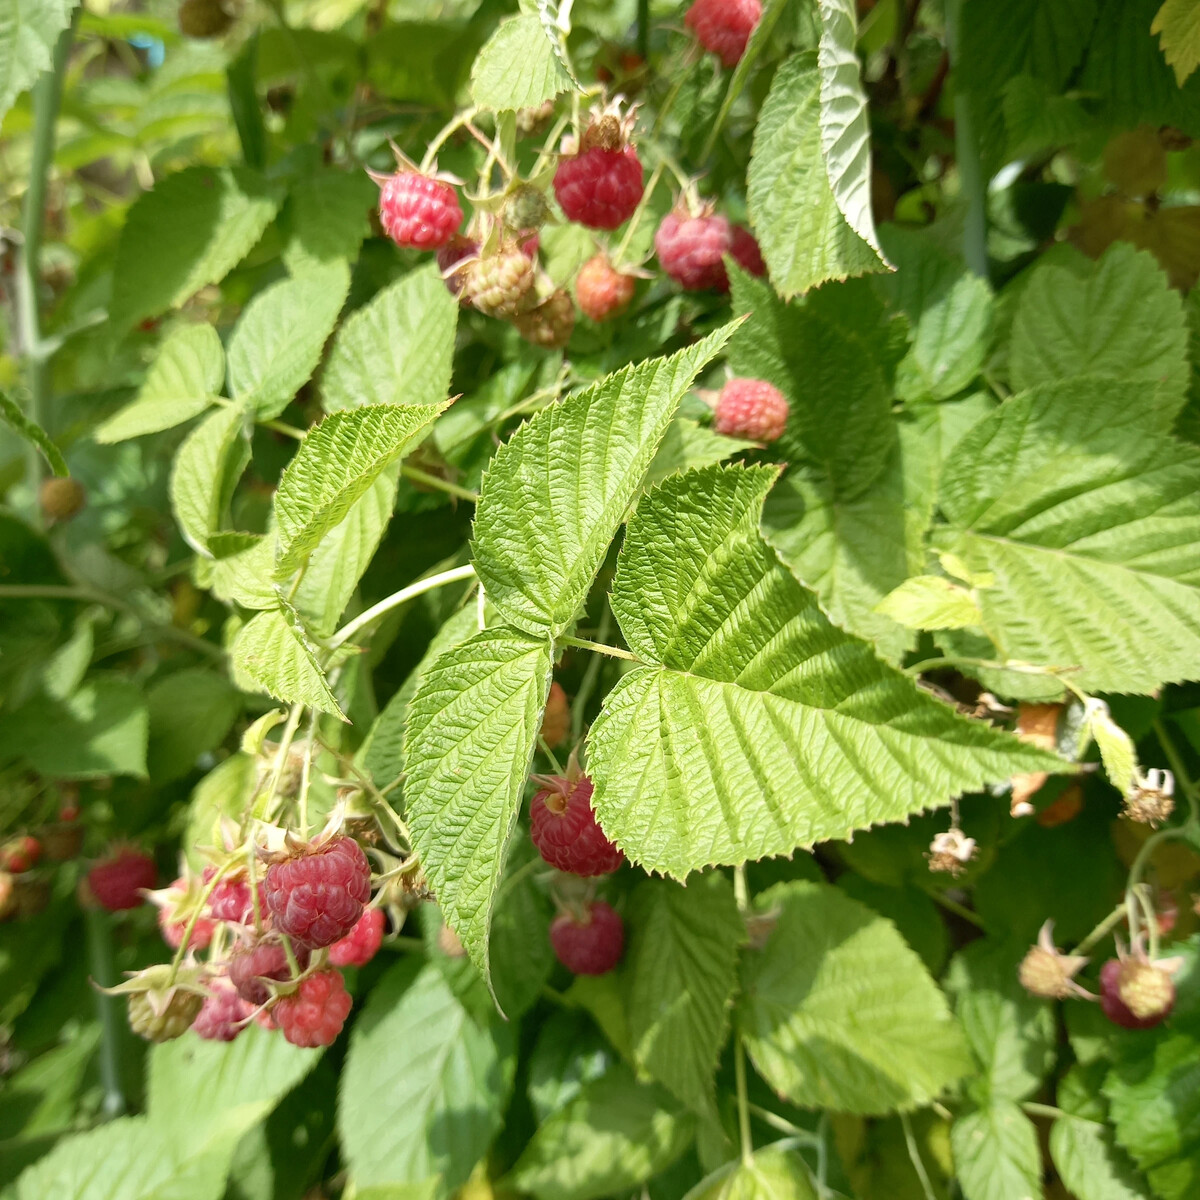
{"left": 193, "top": 980, "right": 250, "bottom": 1042}
{"left": 531, "top": 774, "right": 624, "bottom": 876}
{"left": 554, "top": 145, "right": 644, "bottom": 230}
{"left": 730, "top": 224, "right": 766, "bottom": 276}
{"left": 1099, "top": 958, "right": 1173, "bottom": 1030}
{"left": 575, "top": 254, "right": 636, "bottom": 322}
{"left": 685, "top": 0, "right": 763, "bottom": 68}
{"left": 655, "top": 210, "right": 732, "bottom": 292}
{"left": 514, "top": 289, "right": 576, "bottom": 349}
{"left": 436, "top": 234, "right": 479, "bottom": 299}
{"left": 229, "top": 937, "right": 310, "bottom": 1006}
{"left": 378, "top": 173, "right": 462, "bottom": 250}
{"left": 1, "top": 836, "right": 40, "bottom": 874}
{"left": 273, "top": 969, "right": 353, "bottom": 1048}
{"left": 264, "top": 835, "right": 371, "bottom": 949}
{"left": 540, "top": 681, "right": 571, "bottom": 749}
{"left": 38, "top": 477, "right": 86, "bottom": 522}
{"left": 550, "top": 901, "right": 624, "bottom": 974}
{"left": 129, "top": 987, "right": 203, "bottom": 1043}
{"left": 712, "top": 378, "right": 789, "bottom": 442}
{"left": 328, "top": 907, "right": 385, "bottom": 968}
{"left": 156, "top": 877, "right": 216, "bottom": 951}
{"left": 464, "top": 243, "right": 537, "bottom": 318}
{"left": 86, "top": 848, "right": 157, "bottom": 911}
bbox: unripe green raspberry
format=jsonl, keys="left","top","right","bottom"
{"left": 128, "top": 987, "right": 203, "bottom": 1042}
{"left": 506, "top": 186, "right": 551, "bottom": 233}
{"left": 464, "top": 244, "right": 536, "bottom": 318}
{"left": 514, "top": 288, "right": 575, "bottom": 349}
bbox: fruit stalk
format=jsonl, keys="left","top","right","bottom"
{"left": 327, "top": 563, "right": 477, "bottom": 650}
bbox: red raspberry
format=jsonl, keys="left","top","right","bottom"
{"left": 514, "top": 288, "right": 576, "bottom": 349}
{"left": 273, "top": 969, "right": 352, "bottom": 1047}
{"left": 685, "top": 0, "right": 763, "bottom": 67}
{"left": 1, "top": 836, "right": 41, "bottom": 874}
{"left": 229, "top": 937, "right": 310, "bottom": 1006}
{"left": 193, "top": 980, "right": 249, "bottom": 1042}
{"left": 264, "top": 836, "right": 372, "bottom": 949}
{"left": 554, "top": 145, "right": 644, "bottom": 230}
{"left": 205, "top": 868, "right": 263, "bottom": 926}
{"left": 328, "top": 907, "right": 385, "bottom": 968}
{"left": 655, "top": 210, "right": 732, "bottom": 291}
{"left": 540, "top": 681, "right": 571, "bottom": 749}
{"left": 531, "top": 774, "right": 624, "bottom": 876}
{"left": 157, "top": 877, "right": 216, "bottom": 951}
{"left": 463, "top": 243, "right": 537, "bottom": 318}
{"left": 575, "top": 254, "right": 636, "bottom": 321}
{"left": 1099, "top": 958, "right": 1173, "bottom": 1030}
{"left": 730, "top": 224, "right": 765, "bottom": 276}
{"left": 378, "top": 172, "right": 462, "bottom": 250}
{"left": 712, "top": 378, "right": 789, "bottom": 442}
{"left": 550, "top": 901, "right": 625, "bottom": 974}
{"left": 436, "top": 234, "right": 478, "bottom": 299}
{"left": 86, "top": 848, "right": 157, "bottom": 911}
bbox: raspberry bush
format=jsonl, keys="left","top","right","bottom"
{"left": 3, "top": 3, "right": 1200, "bottom": 1199}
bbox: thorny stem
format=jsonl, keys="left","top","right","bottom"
{"left": 86, "top": 907, "right": 127, "bottom": 1119}
{"left": 571, "top": 603, "right": 612, "bottom": 740}
{"left": 421, "top": 106, "right": 480, "bottom": 171}
{"left": 557, "top": 634, "right": 640, "bottom": 662}
{"left": 733, "top": 864, "right": 750, "bottom": 913}
{"left": 1072, "top": 903, "right": 1128, "bottom": 956}
{"left": 401, "top": 464, "right": 479, "bottom": 502}
{"left": 1022, "top": 1101, "right": 1071, "bottom": 1121}
{"left": 735, "top": 1033, "right": 754, "bottom": 1166}
{"left": 925, "top": 887, "right": 985, "bottom": 929}
{"left": 744, "top": 1103, "right": 822, "bottom": 1146}
{"left": 538, "top": 736, "right": 565, "bottom": 776}
{"left": 327, "top": 564, "right": 476, "bottom": 649}
{"left": 900, "top": 1113, "right": 937, "bottom": 1200}
{"left": 1134, "top": 883, "right": 1160, "bottom": 961}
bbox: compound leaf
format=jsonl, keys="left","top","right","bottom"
{"left": 470, "top": 14, "right": 572, "bottom": 112}
{"left": 230, "top": 606, "right": 343, "bottom": 718}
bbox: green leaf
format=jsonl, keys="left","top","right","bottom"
{"left": 95, "top": 324, "right": 225, "bottom": 443}
{"left": 204, "top": 534, "right": 278, "bottom": 610}
{"left": 817, "top": 0, "right": 890, "bottom": 262}
{"left": 589, "top": 465, "right": 1061, "bottom": 878}
{"left": 738, "top": 881, "right": 970, "bottom": 1114}
{"left": 169, "top": 403, "right": 251, "bottom": 556}
{"left": 40, "top": 615, "right": 93, "bottom": 699}
{"left": 1154, "top": 0, "right": 1200, "bottom": 86}
{"left": 1050, "top": 1115, "right": 1153, "bottom": 1200}
{"left": 322, "top": 265, "right": 458, "bottom": 414}
{"left": 0, "top": 388, "right": 68, "bottom": 476}
{"left": 747, "top": 53, "right": 885, "bottom": 299}
{"left": 404, "top": 627, "right": 554, "bottom": 986}
{"left": 527, "top": 1011, "right": 618, "bottom": 1123}
{"left": 876, "top": 575, "right": 984, "bottom": 630}
{"left": 951, "top": 1102, "right": 1042, "bottom": 1200}
{"left": 943, "top": 939, "right": 1056, "bottom": 1103}
{"left": 110, "top": 166, "right": 282, "bottom": 330}
{"left": 507, "top": 1063, "right": 695, "bottom": 1200}
{"left": 183, "top": 752, "right": 256, "bottom": 870}
{"left": 491, "top": 834, "right": 556, "bottom": 1019}
{"left": 0, "top": 0, "right": 75, "bottom": 123}
{"left": 339, "top": 959, "right": 515, "bottom": 1197}
{"left": 1009, "top": 243, "right": 1188, "bottom": 423}
{"left": 291, "top": 469, "right": 397, "bottom": 638}
{"left": 273, "top": 400, "right": 449, "bottom": 579}
{"left": 227, "top": 263, "right": 350, "bottom": 419}
{"left": 146, "top": 667, "right": 240, "bottom": 783}
{"left": 471, "top": 326, "right": 736, "bottom": 637}
{"left": 645, "top": 418, "right": 757, "bottom": 489}
{"left": 469, "top": 14, "right": 572, "bottom": 112}
{"left": 230, "top": 606, "right": 344, "bottom": 718}
{"left": 282, "top": 169, "right": 376, "bottom": 273}
{"left": 0, "top": 678, "right": 148, "bottom": 779}
{"left": 934, "top": 380, "right": 1200, "bottom": 693}
{"left": 1087, "top": 701, "right": 1139, "bottom": 796}
{"left": 624, "top": 875, "right": 743, "bottom": 1112}
{"left": 683, "top": 1144, "right": 819, "bottom": 1200}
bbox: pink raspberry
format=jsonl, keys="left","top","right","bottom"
{"left": 1100, "top": 958, "right": 1175, "bottom": 1030}
{"left": 685, "top": 0, "right": 763, "bottom": 68}
{"left": 328, "top": 907, "right": 385, "bottom": 968}
{"left": 531, "top": 774, "right": 624, "bottom": 876}
{"left": 655, "top": 210, "right": 732, "bottom": 292}
{"left": 436, "top": 234, "right": 479, "bottom": 299}
{"left": 274, "top": 969, "right": 353, "bottom": 1048}
{"left": 156, "top": 877, "right": 216, "bottom": 951}
{"left": 378, "top": 173, "right": 462, "bottom": 250}
{"left": 575, "top": 254, "right": 637, "bottom": 322}
{"left": 554, "top": 145, "right": 644, "bottom": 230}
{"left": 264, "top": 835, "right": 371, "bottom": 949}
{"left": 713, "top": 378, "right": 789, "bottom": 442}
{"left": 229, "top": 937, "right": 310, "bottom": 1006}
{"left": 550, "top": 901, "right": 625, "bottom": 975}
{"left": 730, "top": 224, "right": 765, "bottom": 276}
{"left": 206, "top": 869, "right": 263, "bottom": 925}
{"left": 193, "top": 980, "right": 250, "bottom": 1042}
{"left": 86, "top": 847, "right": 157, "bottom": 911}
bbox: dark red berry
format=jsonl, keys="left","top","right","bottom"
{"left": 193, "top": 980, "right": 250, "bottom": 1042}
{"left": 531, "top": 774, "right": 624, "bottom": 876}
{"left": 264, "top": 836, "right": 372, "bottom": 949}
{"left": 575, "top": 254, "right": 636, "bottom": 322}
{"left": 86, "top": 848, "right": 157, "bottom": 911}
{"left": 378, "top": 173, "right": 462, "bottom": 250}
{"left": 328, "top": 907, "right": 385, "bottom": 968}
{"left": 554, "top": 145, "right": 644, "bottom": 230}
{"left": 550, "top": 901, "right": 625, "bottom": 974}
{"left": 712, "top": 378, "right": 789, "bottom": 442}
{"left": 1099, "top": 958, "right": 1173, "bottom": 1030}
{"left": 274, "top": 969, "right": 353, "bottom": 1047}
{"left": 730, "top": 224, "right": 765, "bottom": 276}
{"left": 655, "top": 210, "right": 732, "bottom": 292}
{"left": 685, "top": 0, "right": 762, "bottom": 68}
{"left": 0, "top": 836, "right": 40, "bottom": 874}
{"left": 229, "top": 937, "right": 310, "bottom": 1006}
